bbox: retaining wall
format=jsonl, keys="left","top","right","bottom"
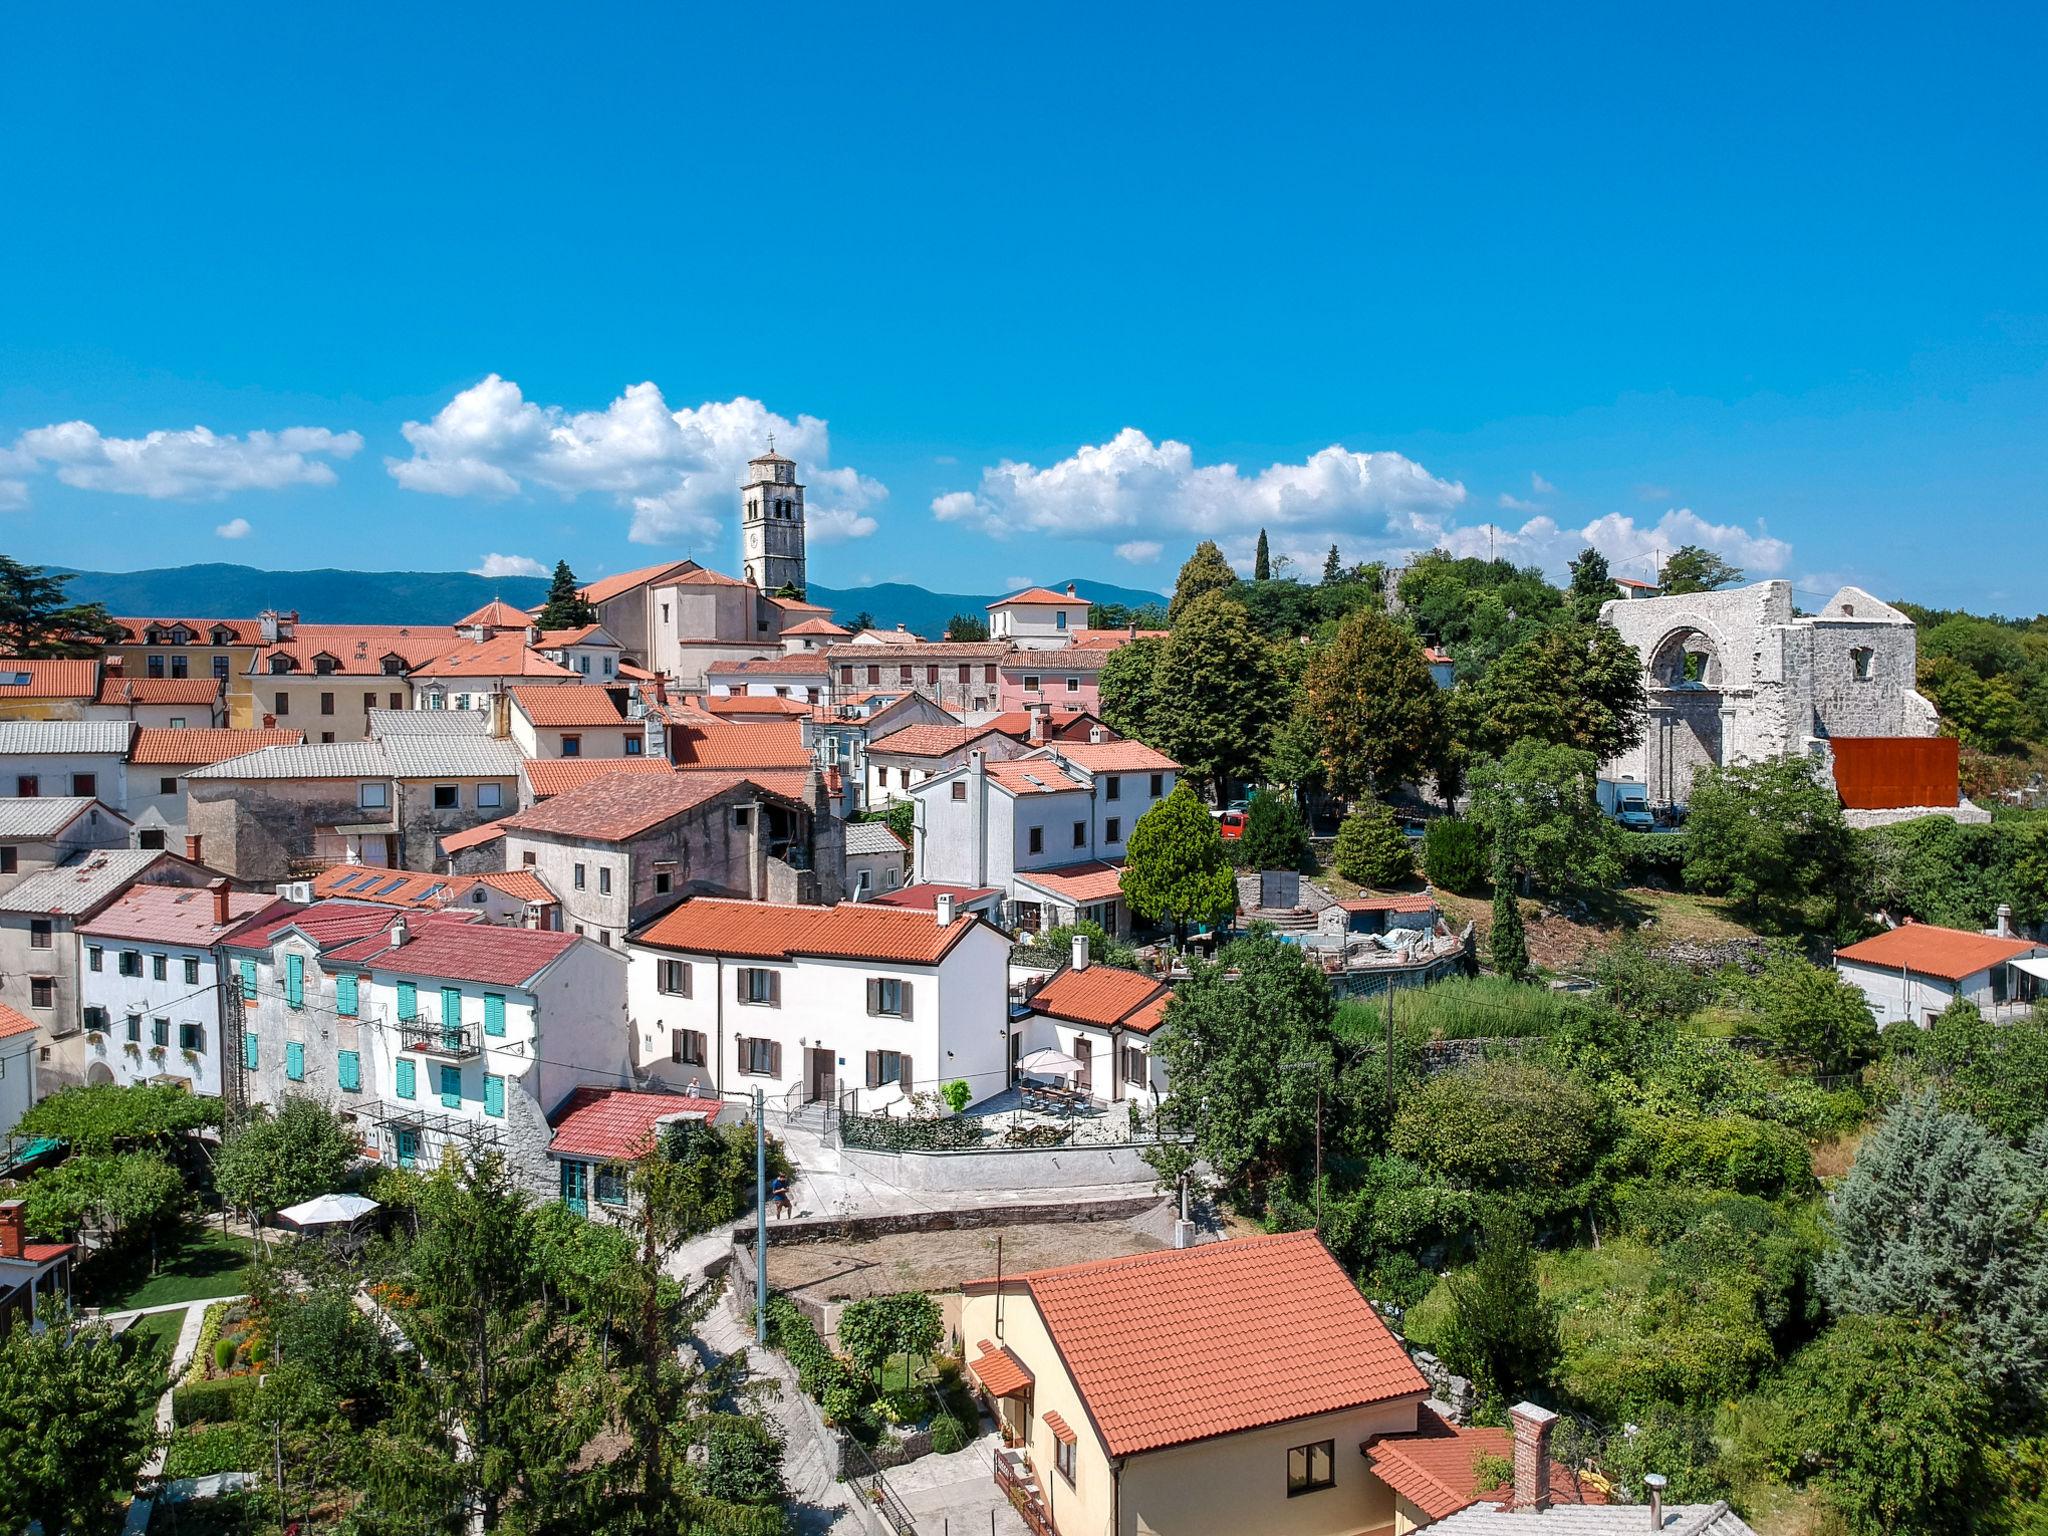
{"left": 837, "top": 1137, "right": 1168, "bottom": 1192}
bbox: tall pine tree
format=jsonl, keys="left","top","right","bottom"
{"left": 0, "top": 557, "right": 123, "bottom": 657}
{"left": 1253, "top": 529, "right": 1271, "bottom": 581}
{"left": 535, "top": 560, "right": 598, "bottom": 630}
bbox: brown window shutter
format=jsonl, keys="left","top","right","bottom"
{"left": 769, "top": 1040, "right": 783, "bottom": 1077}
{"left": 866, "top": 979, "right": 880, "bottom": 1016}
{"left": 734, "top": 1034, "right": 747, "bottom": 1068}
{"left": 866, "top": 1050, "right": 881, "bottom": 1089}
{"left": 671, "top": 1030, "right": 683, "bottom": 1064}
{"left": 736, "top": 968, "right": 747, "bottom": 1001}
{"left": 899, "top": 1054, "right": 914, "bottom": 1093}
{"left": 769, "top": 971, "right": 781, "bottom": 1006}
{"left": 680, "top": 962, "right": 691, "bottom": 998}
{"left": 900, "top": 982, "right": 913, "bottom": 1021}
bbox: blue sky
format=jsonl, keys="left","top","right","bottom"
{"left": 3, "top": 4, "right": 2045, "bottom": 609}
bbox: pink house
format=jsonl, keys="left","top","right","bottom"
{"left": 997, "top": 647, "right": 1109, "bottom": 714}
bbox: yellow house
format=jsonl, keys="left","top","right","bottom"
{"left": 958, "top": 1230, "right": 1432, "bottom": 1536}
{"left": 106, "top": 617, "right": 270, "bottom": 728}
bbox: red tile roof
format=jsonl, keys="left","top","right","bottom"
{"left": 670, "top": 722, "right": 810, "bottom": 771}
{"left": 578, "top": 560, "right": 698, "bottom": 605}
{"left": 522, "top": 756, "right": 676, "bottom": 800}
{"left": 721, "top": 654, "right": 833, "bottom": 676}
{"left": 983, "top": 709, "right": 1108, "bottom": 743}
{"left": 967, "top": 1231, "right": 1427, "bottom": 1457}
{"left": 258, "top": 625, "right": 452, "bottom": 677}
{"left": 1015, "top": 861, "right": 1127, "bottom": 905}
{"left": 0, "top": 659, "right": 97, "bottom": 699}
{"left": 506, "top": 771, "right": 789, "bottom": 842}
{"left": 868, "top": 723, "right": 1009, "bottom": 759}
{"left": 458, "top": 599, "right": 534, "bottom": 630}
{"left": 112, "top": 617, "right": 267, "bottom": 645}
{"left": 867, "top": 883, "right": 1003, "bottom": 910}
{"left": 78, "top": 885, "right": 280, "bottom": 944}
{"left": 1003, "top": 649, "right": 1109, "bottom": 674}
{"left": 703, "top": 695, "right": 813, "bottom": 718}
{"left": 1365, "top": 1406, "right": 1605, "bottom": 1519}
{"left": 983, "top": 759, "right": 1087, "bottom": 796}
{"left": 439, "top": 820, "right": 509, "bottom": 854}
{"left": 1042, "top": 1409, "right": 1077, "bottom": 1443}
{"left": 309, "top": 867, "right": 472, "bottom": 909}
{"left": 474, "top": 869, "right": 557, "bottom": 904}
{"left": 511, "top": 685, "right": 629, "bottom": 726}
{"left": 0, "top": 1002, "right": 39, "bottom": 1040}
{"left": 324, "top": 911, "right": 582, "bottom": 987}
{"left": 988, "top": 587, "right": 1085, "bottom": 608}
{"left": 1339, "top": 893, "right": 1439, "bottom": 914}
{"left": 222, "top": 900, "right": 397, "bottom": 952}
{"left": 782, "top": 618, "right": 850, "bottom": 637}
{"left": 548, "top": 1085, "right": 722, "bottom": 1161}
{"left": 97, "top": 676, "right": 222, "bottom": 707}
{"left": 1051, "top": 740, "right": 1179, "bottom": 773}
{"left": 535, "top": 624, "right": 611, "bottom": 647}
{"left": 1834, "top": 923, "right": 2043, "bottom": 983}
{"left": 968, "top": 1339, "right": 1033, "bottom": 1398}
{"left": 129, "top": 727, "right": 303, "bottom": 765}
{"left": 635, "top": 896, "right": 983, "bottom": 966}
{"left": 1068, "top": 628, "right": 1168, "bottom": 650}
{"left": 410, "top": 634, "right": 576, "bottom": 680}
{"left": 1029, "top": 964, "right": 1173, "bottom": 1035}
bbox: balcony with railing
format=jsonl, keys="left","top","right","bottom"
{"left": 397, "top": 1014, "right": 480, "bottom": 1060}
{"left": 994, "top": 1448, "right": 1054, "bottom": 1536}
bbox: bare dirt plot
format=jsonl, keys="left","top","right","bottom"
{"left": 766, "top": 1218, "right": 1168, "bottom": 1306}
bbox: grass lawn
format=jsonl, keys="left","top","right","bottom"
{"left": 126, "top": 1305, "right": 184, "bottom": 1362}
{"left": 87, "top": 1225, "right": 255, "bottom": 1311}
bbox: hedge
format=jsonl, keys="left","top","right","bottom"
{"left": 172, "top": 1372, "right": 257, "bottom": 1427}
{"left": 764, "top": 1296, "right": 868, "bottom": 1426}
{"left": 162, "top": 1420, "right": 261, "bottom": 1478}
{"left": 839, "top": 1112, "right": 985, "bottom": 1152}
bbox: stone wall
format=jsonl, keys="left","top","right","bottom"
{"left": 836, "top": 1138, "right": 1167, "bottom": 1193}
{"left": 186, "top": 779, "right": 371, "bottom": 884}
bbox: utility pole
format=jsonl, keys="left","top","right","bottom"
{"left": 754, "top": 1085, "right": 768, "bottom": 1345}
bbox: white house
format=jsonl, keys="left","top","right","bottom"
{"left": 0, "top": 1005, "right": 38, "bottom": 1139}
{"left": 0, "top": 721, "right": 136, "bottom": 811}
{"left": 864, "top": 723, "right": 1024, "bottom": 808}
{"left": 76, "top": 882, "right": 288, "bottom": 1097}
{"left": 1833, "top": 922, "right": 2047, "bottom": 1027}
{"left": 535, "top": 623, "right": 628, "bottom": 682}
{"left": 704, "top": 653, "right": 832, "bottom": 705}
{"left": 626, "top": 895, "right": 1012, "bottom": 1112}
{"left": 844, "top": 819, "right": 910, "bottom": 901}
{"left": 506, "top": 685, "right": 655, "bottom": 762}
{"left": 987, "top": 585, "right": 1091, "bottom": 649}
{"left": 1016, "top": 942, "right": 1173, "bottom": 1104}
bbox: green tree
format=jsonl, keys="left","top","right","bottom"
{"left": 1168, "top": 540, "right": 1237, "bottom": 622}
{"left": 0, "top": 1304, "right": 165, "bottom": 1532}
{"left": 1121, "top": 782, "right": 1238, "bottom": 944}
{"left": 1454, "top": 624, "right": 1647, "bottom": 763}
{"left": 1683, "top": 755, "right": 1859, "bottom": 934}
{"left": 1253, "top": 529, "right": 1271, "bottom": 581}
{"left": 1421, "top": 817, "right": 1485, "bottom": 892}
{"left": 858, "top": 801, "right": 914, "bottom": 849}
{"left": 1392, "top": 1060, "right": 1609, "bottom": 1199}
{"left": 21, "top": 1150, "right": 185, "bottom": 1249}
{"left": 1490, "top": 856, "right": 1530, "bottom": 980}
{"left": 1908, "top": 1000, "right": 2048, "bottom": 1142}
{"left": 214, "top": 1096, "right": 360, "bottom": 1220}
{"left": 1015, "top": 919, "right": 1139, "bottom": 970}
{"left": 1658, "top": 544, "right": 1743, "bottom": 595}
{"left": 943, "top": 613, "right": 989, "bottom": 641}
{"left": 1753, "top": 951, "right": 1877, "bottom": 1074}
{"left": 695, "top": 1414, "right": 788, "bottom": 1506}
{"left": 1150, "top": 591, "right": 1285, "bottom": 798}
{"left": 1332, "top": 802, "right": 1413, "bottom": 887}
{"left": 1322, "top": 545, "right": 1342, "bottom": 585}
{"left": 15, "top": 1079, "right": 220, "bottom": 1152}
{"left": 849, "top": 609, "right": 876, "bottom": 632}
{"left": 1304, "top": 608, "right": 1449, "bottom": 798}
{"left": 1097, "top": 634, "right": 1165, "bottom": 744}
{"left": 1238, "top": 793, "right": 1309, "bottom": 871}
{"left": 1566, "top": 546, "right": 1613, "bottom": 622}
{"left": 1261, "top": 705, "right": 1326, "bottom": 808}
{"left": 1437, "top": 1211, "right": 1564, "bottom": 1416}
{"left": 1920, "top": 656, "right": 2032, "bottom": 752}
{"left": 838, "top": 1292, "right": 943, "bottom": 1391}
{"left": 0, "top": 555, "right": 125, "bottom": 656}
{"left": 1768, "top": 1315, "right": 1991, "bottom": 1535}
{"left": 534, "top": 559, "right": 597, "bottom": 630}
{"left": 1468, "top": 740, "right": 1619, "bottom": 895}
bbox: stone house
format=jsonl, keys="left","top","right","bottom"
{"left": 506, "top": 685, "right": 655, "bottom": 761}
{"left": 0, "top": 797, "right": 133, "bottom": 893}
{"left": 122, "top": 727, "right": 303, "bottom": 850}
{"left": 827, "top": 640, "right": 1011, "bottom": 714}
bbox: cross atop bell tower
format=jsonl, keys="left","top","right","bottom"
{"left": 740, "top": 442, "right": 806, "bottom": 595}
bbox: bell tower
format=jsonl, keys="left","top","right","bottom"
{"left": 740, "top": 438, "right": 806, "bottom": 595}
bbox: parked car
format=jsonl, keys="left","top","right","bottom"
{"left": 1214, "top": 809, "right": 1246, "bottom": 840}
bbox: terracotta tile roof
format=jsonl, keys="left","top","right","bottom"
{"left": 1365, "top": 1406, "right": 1605, "bottom": 1520}
{"left": 112, "top": 617, "right": 267, "bottom": 645}
{"left": 782, "top": 618, "right": 851, "bottom": 637}
{"left": 1067, "top": 629, "right": 1168, "bottom": 650}
{"left": 324, "top": 910, "right": 582, "bottom": 987}
{"left": 129, "top": 728, "right": 303, "bottom": 765}
{"left": 669, "top": 723, "right": 809, "bottom": 770}
{"left": 474, "top": 869, "right": 556, "bottom": 904}
{"left": 1834, "top": 923, "right": 2044, "bottom": 983}
{"left": 535, "top": 624, "right": 613, "bottom": 647}
{"left": 17, "top": 1240, "right": 77, "bottom": 1263}
{"left": 1014, "top": 861, "right": 1127, "bottom": 905}
{"left": 409, "top": 634, "right": 576, "bottom": 680}
{"left": 1042, "top": 1410, "right": 1077, "bottom": 1443}
{"left": 221, "top": 900, "right": 397, "bottom": 952}
{"left": 96, "top": 676, "right": 222, "bottom": 707}
{"left": 968, "top": 1339, "right": 1033, "bottom": 1398}
{"left": 458, "top": 599, "right": 535, "bottom": 630}
{"left": 439, "top": 821, "right": 509, "bottom": 855}
{"left": 983, "top": 759, "right": 1087, "bottom": 796}
{"left": 257, "top": 625, "right": 452, "bottom": 677}
{"left": 310, "top": 867, "right": 472, "bottom": 909}
{"left": 1030, "top": 964, "right": 1172, "bottom": 1035}
{"left": 522, "top": 756, "right": 675, "bottom": 800}
{"left": 1003, "top": 649, "right": 1108, "bottom": 674}
{"left": 78, "top": 884, "right": 280, "bottom": 944}
{"left": 0, "top": 1001, "right": 40, "bottom": 1040}
{"left": 720, "top": 654, "right": 833, "bottom": 675}
{"left": 1424, "top": 646, "right": 1454, "bottom": 664}
{"left": 548, "top": 1085, "right": 722, "bottom": 1161}
{"left": 703, "top": 695, "right": 813, "bottom": 718}
{"left": 1339, "top": 893, "right": 1439, "bottom": 914}
{"left": 825, "top": 640, "right": 1011, "bottom": 661}
{"left": 634, "top": 896, "right": 982, "bottom": 965}
{"left": 983, "top": 709, "right": 1108, "bottom": 743}
{"left": 618, "top": 662, "right": 663, "bottom": 682}
{"left": 868, "top": 723, "right": 1009, "bottom": 759}
{"left": 966, "top": 1231, "right": 1427, "bottom": 1457}
{"left": 1050, "top": 740, "right": 1178, "bottom": 773}
{"left": 868, "top": 883, "right": 1002, "bottom": 911}
{"left": 0, "top": 659, "right": 97, "bottom": 699}
{"left": 510, "top": 685, "right": 629, "bottom": 726}
{"left": 662, "top": 566, "right": 750, "bottom": 588}
{"left": 579, "top": 560, "right": 697, "bottom": 605}
{"left": 988, "top": 587, "right": 1084, "bottom": 608}
{"left": 505, "top": 772, "right": 786, "bottom": 842}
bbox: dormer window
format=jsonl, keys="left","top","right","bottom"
{"left": 381, "top": 654, "right": 407, "bottom": 676}
{"left": 268, "top": 655, "right": 293, "bottom": 674}
{"left": 210, "top": 627, "right": 235, "bottom": 645}
{"left": 167, "top": 627, "right": 191, "bottom": 644}
{"left": 313, "top": 654, "right": 339, "bottom": 676}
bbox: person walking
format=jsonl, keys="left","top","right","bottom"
{"left": 768, "top": 1173, "right": 793, "bottom": 1219}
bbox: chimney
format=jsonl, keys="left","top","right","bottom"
{"left": 1644, "top": 1473, "right": 1667, "bottom": 1529}
{"left": 261, "top": 714, "right": 277, "bottom": 729}
{"left": 185, "top": 834, "right": 203, "bottom": 864}
{"left": 1127, "top": 621, "right": 1136, "bottom": 639}
{"left": 209, "top": 877, "right": 230, "bottom": 928}
{"left": 489, "top": 690, "right": 510, "bottom": 740}
{"left": 1030, "top": 700, "right": 1050, "bottom": 744}
{"left": 389, "top": 916, "right": 409, "bottom": 949}
{"left": 936, "top": 892, "right": 955, "bottom": 927}
{"left": 1065, "top": 583, "right": 1077, "bottom": 598}
{"left": 1071, "top": 932, "right": 1090, "bottom": 972}
{"left": 1509, "top": 1402, "right": 1556, "bottom": 1511}
{"left": 1088, "top": 725, "right": 1107, "bottom": 744}
{"left": 259, "top": 610, "right": 280, "bottom": 644}
{"left": 0, "top": 1200, "right": 21, "bottom": 1259}
{"left": 1996, "top": 903, "right": 2014, "bottom": 939}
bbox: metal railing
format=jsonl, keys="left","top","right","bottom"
{"left": 843, "top": 1437, "right": 917, "bottom": 1536}
{"left": 397, "top": 1016, "right": 480, "bottom": 1059}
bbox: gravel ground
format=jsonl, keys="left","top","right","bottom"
{"left": 766, "top": 1215, "right": 1172, "bottom": 1304}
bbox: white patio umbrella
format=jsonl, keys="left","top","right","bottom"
{"left": 1016, "top": 1048, "right": 1084, "bottom": 1079}
{"left": 277, "top": 1193, "right": 379, "bottom": 1228}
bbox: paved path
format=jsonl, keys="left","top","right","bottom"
{"left": 125, "top": 1294, "right": 239, "bottom": 1533}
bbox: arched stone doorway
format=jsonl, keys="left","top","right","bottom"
{"left": 85, "top": 1062, "right": 115, "bottom": 1087}
{"left": 1645, "top": 626, "right": 1726, "bottom": 806}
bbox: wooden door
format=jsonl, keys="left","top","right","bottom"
{"left": 1074, "top": 1037, "right": 1092, "bottom": 1096}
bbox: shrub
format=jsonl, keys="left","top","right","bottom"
{"left": 1618, "top": 829, "right": 1688, "bottom": 885}
{"left": 1390, "top": 1059, "right": 1611, "bottom": 1199}
{"left": 941, "top": 1080, "right": 971, "bottom": 1115}
{"left": 929, "top": 1413, "right": 974, "bottom": 1455}
{"left": 1625, "top": 1112, "right": 1815, "bottom": 1198}
{"left": 162, "top": 1421, "right": 261, "bottom": 1479}
{"left": 1333, "top": 802, "right": 1413, "bottom": 887}
{"left": 1237, "top": 794, "right": 1309, "bottom": 872}
{"left": 1421, "top": 817, "right": 1484, "bottom": 892}
{"left": 213, "top": 1337, "right": 237, "bottom": 1373}
{"left": 697, "top": 1413, "right": 786, "bottom": 1506}
{"left": 765, "top": 1296, "right": 869, "bottom": 1427}
{"left": 172, "top": 1373, "right": 257, "bottom": 1427}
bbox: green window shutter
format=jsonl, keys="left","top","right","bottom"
{"left": 285, "top": 953, "right": 304, "bottom": 1008}
{"left": 242, "top": 1031, "right": 258, "bottom": 1070}
{"left": 336, "top": 972, "right": 358, "bottom": 1017}
{"left": 395, "top": 1058, "right": 415, "bottom": 1100}
{"left": 439, "top": 1065, "right": 461, "bottom": 1109}
{"left": 238, "top": 958, "right": 256, "bottom": 1000}
{"left": 337, "top": 1049, "right": 360, "bottom": 1092}
{"left": 397, "top": 981, "right": 417, "bottom": 1022}
{"left": 484, "top": 1073, "right": 504, "bottom": 1118}
{"left": 441, "top": 987, "right": 462, "bottom": 1024}
{"left": 483, "top": 993, "right": 506, "bottom": 1037}
{"left": 286, "top": 1041, "right": 305, "bottom": 1081}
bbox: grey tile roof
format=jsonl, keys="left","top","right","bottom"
{"left": 1428, "top": 1503, "right": 1755, "bottom": 1536}
{"left": 844, "top": 820, "right": 908, "bottom": 857}
{"left": 0, "top": 850, "right": 180, "bottom": 916}
{"left": 0, "top": 721, "right": 134, "bottom": 757}
{"left": 369, "top": 708, "right": 487, "bottom": 737}
{"left": 185, "top": 743, "right": 391, "bottom": 781}
{"left": 382, "top": 736, "right": 524, "bottom": 779}
{"left": 0, "top": 796, "right": 116, "bottom": 839}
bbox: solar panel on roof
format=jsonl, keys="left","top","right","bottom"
{"left": 376, "top": 878, "right": 408, "bottom": 896}
{"left": 420, "top": 884, "right": 446, "bottom": 900}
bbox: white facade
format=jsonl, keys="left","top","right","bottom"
{"left": 78, "top": 932, "right": 242, "bottom": 1096}
{"left": 1836, "top": 953, "right": 2043, "bottom": 1027}
{"left": 0, "top": 749, "right": 132, "bottom": 811}
{"left": 989, "top": 589, "right": 1090, "bottom": 649}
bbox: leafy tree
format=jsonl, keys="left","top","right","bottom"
{"left": 943, "top": 613, "right": 989, "bottom": 641}
{"left": 1097, "top": 634, "right": 1166, "bottom": 744}
{"left": 214, "top": 1096, "right": 360, "bottom": 1219}
{"left": 1658, "top": 544, "right": 1743, "bottom": 595}
{"left": 0, "top": 555, "right": 125, "bottom": 656}
{"left": 1150, "top": 930, "right": 1342, "bottom": 1201}
{"left": 1438, "top": 1211, "right": 1564, "bottom": 1416}
{"left": 1394, "top": 550, "right": 1565, "bottom": 678}
{"left": 20, "top": 1150, "right": 185, "bottom": 1247}
{"left": 1682, "top": 755, "right": 1859, "bottom": 934}
{"left": 1253, "top": 528, "right": 1271, "bottom": 581}
{"left": 1752, "top": 951, "right": 1877, "bottom": 1074}
{"left": 534, "top": 559, "right": 597, "bottom": 630}
{"left": 1421, "top": 817, "right": 1485, "bottom": 892}
{"left": 1858, "top": 814, "right": 2012, "bottom": 930}
{"left": 858, "top": 801, "right": 914, "bottom": 849}
{"left": 1238, "top": 793, "right": 1309, "bottom": 871}
{"left": 1261, "top": 705, "right": 1326, "bottom": 807}
{"left": 1921, "top": 656, "right": 2032, "bottom": 752}
{"left": 1304, "top": 608, "right": 1449, "bottom": 798}
{"left": 1454, "top": 624, "right": 1647, "bottom": 763}
{"left": 695, "top": 1413, "right": 787, "bottom": 1506}
{"left": 1167, "top": 539, "right": 1237, "bottom": 622}
{"left": 1322, "top": 545, "right": 1342, "bottom": 585}
{"left": 1391, "top": 1060, "right": 1610, "bottom": 1201}
{"left": 15, "top": 1080, "right": 220, "bottom": 1152}
{"left": 1121, "top": 782, "right": 1238, "bottom": 944}
{"left": 0, "top": 1304, "right": 165, "bottom": 1532}
{"left": 1468, "top": 740, "right": 1619, "bottom": 895}
{"left": 838, "top": 1292, "right": 943, "bottom": 1391}
{"left": 1903, "top": 1000, "right": 2048, "bottom": 1142}
{"left": 1332, "top": 802, "right": 1412, "bottom": 887}
{"left": 1591, "top": 932, "right": 1708, "bottom": 1024}
{"left": 248, "top": 1244, "right": 394, "bottom": 1407}
{"left": 1150, "top": 591, "right": 1286, "bottom": 796}
{"left": 1817, "top": 1093, "right": 2048, "bottom": 1410}
{"left": 1014, "top": 919, "right": 1139, "bottom": 970}
{"left": 1490, "top": 862, "right": 1530, "bottom": 980}
{"left": 1566, "top": 546, "right": 1613, "bottom": 622}
{"left": 1768, "top": 1315, "right": 1991, "bottom": 1535}
{"left": 1087, "top": 600, "right": 1169, "bottom": 631}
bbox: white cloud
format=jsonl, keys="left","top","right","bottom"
{"left": 0, "top": 480, "right": 27, "bottom": 512}
{"left": 1441, "top": 507, "right": 1792, "bottom": 583}
{"left": 1114, "top": 540, "right": 1163, "bottom": 564}
{"left": 470, "top": 552, "right": 547, "bottom": 579}
{"left": 932, "top": 428, "right": 1466, "bottom": 574}
{"left": 7, "top": 422, "right": 360, "bottom": 500}
{"left": 215, "top": 517, "right": 252, "bottom": 540}
{"left": 389, "top": 376, "right": 884, "bottom": 548}
{"left": 1530, "top": 472, "right": 1557, "bottom": 496}
{"left": 1497, "top": 493, "right": 1544, "bottom": 513}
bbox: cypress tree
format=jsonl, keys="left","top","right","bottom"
{"left": 1254, "top": 529, "right": 1271, "bottom": 581}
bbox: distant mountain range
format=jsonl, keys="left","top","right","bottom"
{"left": 49, "top": 563, "right": 1167, "bottom": 635}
